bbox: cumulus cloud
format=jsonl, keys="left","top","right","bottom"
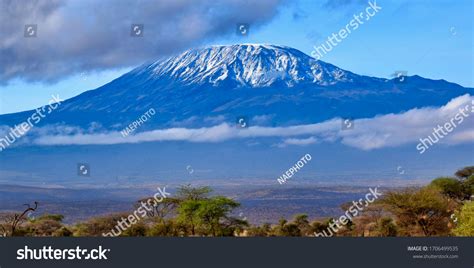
{"left": 0, "top": 0, "right": 284, "bottom": 83}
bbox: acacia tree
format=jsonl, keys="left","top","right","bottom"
{"left": 455, "top": 166, "right": 474, "bottom": 179}
{"left": 381, "top": 188, "right": 453, "bottom": 236}
{"left": 177, "top": 199, "right": 201, "bottom": 236}
{"left": 426, "top": 166, "right": 474, "bottom": 202}
{"left": 351, "top": 203, "right": 385, "bottom": 237}
{"left": 134, "top": 197, "right": 179, "bottom": 223}
{"left": 177, "top": 196, "right": 247, "bottom": 236}
{"left": 176, "top": 184, "right": 212, "bottom": 201}
{"left": 173, "top": 185, "right": 247, "bottom": 236}
{"left": 195, "top": 196, "right": 245, "bottom": 236}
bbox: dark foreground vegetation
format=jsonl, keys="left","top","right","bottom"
{"left": 1, "top": 166, "right": 473, "bottom": 237}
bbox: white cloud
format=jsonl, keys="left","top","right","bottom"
{"left": 450, "top": 130, "right": 474, "bottom": 143}
{"left": 5, "top": 95, "right": 474, "bottom": 150}
{"left": 0, "top": 0, "right": 284, "bottom": 83}
{"left": 277, "top": 136, "right": 318, "bottom": 147}
{"left": 204, "top": 115, "right": 226, "bottom": 124}
{"left": 251, "top": 114, "right": 275, "bottom": 125}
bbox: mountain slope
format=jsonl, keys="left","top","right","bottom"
{"left": 0, "top": 44, "right": 471, "bottom": 129}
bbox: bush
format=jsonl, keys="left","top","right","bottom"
{"left": 122, "top": 223, "right": 147, "bottom": 236}
{"left": 53, "top": 227, "right": 73, "bottom": 237}
{"left": 453, "top": 202, "right": 474, "bottom": 236}
{"left": 73, "top": 213, "right": 130, "bottom": 237}
{"left": 26, "top": 219, "right": 63, "bottom": 236}
{"left": 429, "top": 177, "right": 464, "bottom": 200}
{"left": 377, "top": 217, "right": 397, "bottom": 237}
{"left": 148, "top": 220, "right": 186, "bottom": 236}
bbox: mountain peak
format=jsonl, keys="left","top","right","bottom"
{"left": 0, "top": 44, "right": 469, "bottom": 131}
{"left": 136, "top": 44, "right": 356, "bottom": 87}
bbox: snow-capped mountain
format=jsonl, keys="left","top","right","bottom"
{"left": 0, "top": 44, "right": 472, "bottom": 129}
{"left": 140, "top": 44, "right": 368, "bottom": 87}
{"left": 0, "top": 44, "right": 473, "bottom": 186}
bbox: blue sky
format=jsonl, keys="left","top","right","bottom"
{"left": 0, "top": 0, "right": 472, "bottom": 114}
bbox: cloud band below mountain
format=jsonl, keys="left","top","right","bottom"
{"left": 10, "top": 94, "right": 472, "bottom": 151}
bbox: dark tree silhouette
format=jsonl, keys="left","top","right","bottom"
{"left": 1, "top": 201, "right": 38, "bottom": 236}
